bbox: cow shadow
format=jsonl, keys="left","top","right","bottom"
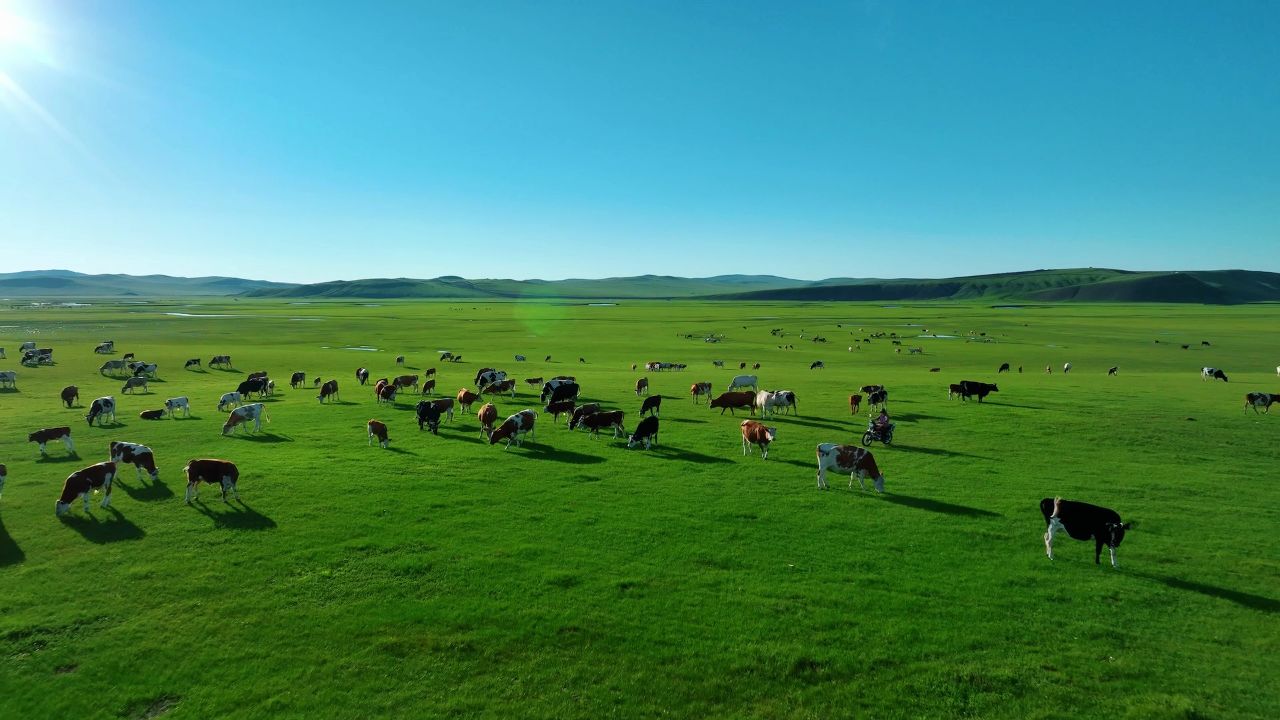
{"left": 192, "top": 500, "right": 277, "bottom": 531}
{"left": 377, "top": 446, "right": 413, "bottom": 455}
{"left": 89, "top": 421, "right": 126, "bottom": 429}
{"left": 212, "top": 368, "right": 244, "bottom": 374}
{"left": 0, "top": 516, "right": 24, "bottom": 567}
{"left": 323, "top": 400, "right": 358, "bottom": 406}
{"left": 649, "top": 446, "right": 733, "bottom": 464}
{"left": 0, "top": 387, "right": 18, "bottom": 394}
{"left": 524, "top": 445, "right": 607, "bottom": 464}
{"left": 1132, "top": 571, "right": 1279, "bottom": 614}
{"left": 777, "top": 459, "right": 814, "bottom": 469}
{"left": 662, "top": 417, "right": 707, "bottom": 425}
{"left": 227, "top": 432, "right": 294, "bottom": 443}
{"left": 982, "top": 401, "right": 1044, "bottom": 410}
{"left": 893, "top": 412, "right": 944, "bottom": 423}
{"left": 892, "top": 445, "right": 991, "bottom": 460}
{"left": 880, "top": 493, "right": 1001, "bottom": 518}
{"left": 59, "top": 507, "right": 146, "bottom": 543}
{"left": 775, "top": 416, "right": 848, "bottom": 432}
{"left": 117, "top": 476, "right": 175, "bottom": 502}
{"left": 36, "top": 453, "right": 82, "bottom": 464}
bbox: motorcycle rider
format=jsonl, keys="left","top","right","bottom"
{"left": 872, "top": 408, "right": 893, "bottom": 438}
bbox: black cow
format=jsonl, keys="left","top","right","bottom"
{"left": 184, "top": 358, "right": 201, "bottom": 369}
{"left": 866, "top": 389, "right": 888, "bottom": 410}
{"left": 542, "top": 382, "right": 580, "bottom": 405}
{"left": 627, "top": 415, "right": 659, "bottom": 449}
{"left": 639, "top": 395, "right": 662, "bottom": 416}
{"left": 356, "top": 368, "right": 369, "bottom": 385}
{"left": 958, "top": 380, "right": 998, "bottom": 402}
{"left": 290, "top": 371, "right": 306, "bottom": 389}
{"left": 415, "top": 401, "right": 442, "bottom": 434}
{"left": 997, "top": 363, "right": 1010, "bottom": 373}
{"left": 1040, "top": 497, "right": 1132, "bottom": 568}
{"left": 237, "top": 378, "right": 269, "bottom": 398}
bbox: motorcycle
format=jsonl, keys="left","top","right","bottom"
{"left": 861, "top": 419, "right": 895, "bottom": 446}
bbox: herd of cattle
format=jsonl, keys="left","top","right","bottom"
{"left": 2, "top": 334, "right": 1278, "bottom": 570}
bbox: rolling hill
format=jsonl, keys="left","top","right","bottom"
{"left": 0, "top": 270, "right": 295, "bottom": 298}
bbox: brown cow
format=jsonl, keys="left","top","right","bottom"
{"left": 55, "top": 461, "right": 116, "bottom": 515}
{"left": 184, "top": 458, "right": 239, "bottom": 504}
{"left": 525, "top": 377, "right": 543, "bottom": 387}
{"left": 367, "top": 419, "right": 390, "bottom": 448}
{"left": 456, "top": 388, "right": 480, "bottom": 412}
{"left": 430, "top": 397, "right": 455, "bottom": 422}
{"left": 816, "top": 443, "right": 885, "bottom": 492}
{"left": 482, "top": 379, "right": 516, "bottom": 397}
{"left": 740, "top": 420, "right": 777, "bottom": 459}
{"left": 635, "top": 377, "right": 649, "bottom": 396}
{"left": 545, "top": 400, "right": 576, "bottom": 424}
{"left": 570, "top": 409, "right": 625, "bottom": 439}
{"left": 709, "top": 391, "right": 756, "bottom": 415}
{"left": 393, "top": 374, "right": 419, "bottom": 391}
{"left": 425, "top": 368, "right": 436, "bottom": 378}
{"left": 61, "top": 385, "right": 79, "bottom": 408}
{"left": 318, "top": 379, "right": 340, "bottom": 403}
{"left": 690, "top": 382, "right": 713, "bottom": 404}
{"left": 420, "top": 378, "right": 436, "bottom": 395}
{"left": 376, "top": 384, "right": 398, "bottom": 404}
{"left": 29, "top": 426, "right": 74, "bottom": 456}
{"left": 849, "top": 394, "right": 862, "bottom": 414}
{"left": 477, "top": 402, "right": 498, "bottom": 437}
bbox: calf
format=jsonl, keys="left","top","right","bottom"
{"left": 318, "top": 379, "right": 340, "bottom": 403}
{"left": 139, "top": 409, "right": 166, "bottom": 420}
{"left": 290, "top": 371, "right": 306, "bottom": 389}
{"left": 55, "top": 461, "right": 116, "bottom": 516}
{"left": 61, "top": 385, "right": 79, "bottom": 408}
{"left": 185, "top": 358, "right": 202, "bottom": 369}
{"left": 740, "top": 420, "right": 776, "bottom": 459}
{"left": 29, "top": 426, "right": 74, "bottom": 457}
{"left": 121, "top": 376, "right": 149, "bottom": 394}
{"left": 477, "top": 402, "right": 499, "bottom": 437}
{"left": 86, "top": 397, "right": 116, "bottom": 426}
{"left": 489, "top": 409, "right": 537, "bottom": 449}
{"left": 164, "top": 396, "right": 191, "bottom": 418}
{"left": 356, "top": 367, "right": 369, "bottom": 385}
{"left": 367, "top": 419, "right": 390, "bottom": 448}
{"left": 415, "top": 401, "right": 442, "bottom": 434}
{"left": 1244, "top": 392, "right": 1280, "bottom": 414}
{"left": 184, "top": 459, "right": 239, "bottom": 504}
{"left": 815, "top": 443, "right": 885, "bottom": 492}
{"left": 1040, "top": 497, "right": 1131, "bottom": 568}
{"left": 570, "top": 409, "right": 624, "bottom": 438}
{"left": 639, "top": 395, "right": 662, "bottom": 416}
{"left": 545, "top": 400, "right": 576, "bottom": 424}
{"left": 457, "top": 388, "right": 480, "bottom": 412}
{"left": 948, "top": 383, "right": 964, "bottom": 400}
{"left": 110, "top": 441, "right": 159, "bottom": 481}
{"left": 627, "top": 416, "right": 659, "bottom": 449}
{"left": 690, "top": 382, "right": 713, "bottom": 404}
{"left": 849, "top": 394, "right": 862, "bottom": 414}
{"left": 709, "top": 391, "right": 756, "bottom": 415}
{"left": 568, "top": 403, "right": 601, "bottom": 430}
{"left": 635, "top": 377, "right": 649, "bottom": 396}
{"left": 218, "top": 392, "right": 242, "bottom": 411}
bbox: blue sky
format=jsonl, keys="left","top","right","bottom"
{"left": 1, "top": 1, "right": 1276, "bottom": 283}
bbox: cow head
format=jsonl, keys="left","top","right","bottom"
{"left": 55, "top": 499, "right": 73, "bottom": 516}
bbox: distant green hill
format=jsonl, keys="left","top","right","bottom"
{"left": 0, "top": 271, "right": 295, "bottom": 297}
{"left": 245, "top": 274, "right": 806, "bottom": 299}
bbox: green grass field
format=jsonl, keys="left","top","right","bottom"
{"left": 1, "top": 299, "right": 1277, "bottom": 719}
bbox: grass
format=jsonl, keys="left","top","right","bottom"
{"left": 0, "top": 299, "right": 1277, "bottom": 719}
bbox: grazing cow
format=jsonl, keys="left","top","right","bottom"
{"left": 61, "top": 385, "right": 79, "bottom": 408}
{"left": 218, "top": 392, "right": 242, "bottom": 411}
{"left": 998, "top": 363, "right": 1010, "bottom": 373}
{"left": 184, "top": 459, "right": 239, "bottom": 504}
{"left": 290, "top": 371, "right": 306, "bottom": 389}
{"left": 367, "top": 419, "right": 390, "bottom": 448}
{"left": 425, "top": 368, "right": 436, "bottom": 378}
{"left": 110, "top": 441, "right": 159, "bottom": 481}
{"left": 477, "top": 402, "right": 499, "bottom": 436}
{"left": 739, "top": 362, "right": 747, "bottom": 369}
{"left": 635, "top": 377, "right": 649, "bottom": 396}
{"left": 713, "top": 360, "right": 724, "bottom": 368}
{"left": 482, "top": 379, "right": 517, "bottom": 397}
{"left": 752, "top": 362, "right": 761, "bottom": 370}
{"left": 99, "top": 360, "right": 127, "bottom": 375}
{"left": 122, "top": 353, "right": 134, "bottom": 361}
{"left": 209, "top": 355, "right": 233, "bottom": 369}
{"left": 544, "top": 400, "right": 575, "bottom": 423}
{"left": 525, "top": 377, "right": 543, "bottom": 388}
{"left": 859, "top": 385, "right": 883, "bottom": 395}
{"left": 1244, "top": 392, "right": 1280, "bottom": 414}
{"left": 545, "top": 355, "right": 552, "bottom": 362}
{"left": 94, "top": 342, "right": 113, "bottom": 354}
{"left": 809, "top": 361, "right": 824, "bottom": 370}
{"left": 164, "top": 396, "right": 191, "bottom": 418}
{"left": 247, "top": 371, "right": 269, "bottom": 381}
{"left": 1201, "top": 367, "right": 1228, "bottom": 382}
{"left": 313, "top": 377, "right": 323, "bottom": 387}
{"left": 393, "top": 374, "right": 419, "bottom": 391}
{"left": 55, "top": 462, "right": 116, "bottom": 516}
{"left": 356, "top": 368, "right": 370, "bottom": 385}
{"left": 475, "top": 368, "right": 507, "bottom": 389}
{"left": 429, "top": 397, "right": 455, "bottom": 423}
{"left": 421, "top": 378, "right": 436, "bottom": 395}
{"left": 1108, "top": 366, "right": 1118, "bottom": 376}
{"left": 1041, "top": 497, "right": 1131, "bottom": 568}
{"left": 849, "top": 394, "right": 863, "bottom": 414}
{"left": 237, "top": 378, "right": 269, "bottom": 398}
{"left": 415, "top": 401, "right": 442, "bottom": 434}
{"left": 457, "top": 388, "right": 480, "bottom": 412}
{"left": 568, "top": 403, "right": 601, "bottom": 430}
{"left": 139, "top": 409, "right": 166, "bottom": 420}
{"left": 86, "top": 397, "right": 116, "bottom": 426}
{"left": 543, "top": 381, "right": 580, "bottom": 405}
{"left": 133, "top": 362, "right": 158, "bottom": 378}
{"left": 709, "top": 391, "right": 756, "bottom": 415}
{"left": 222, "top": 403, "right": 268, "bottom": 435}
{"left": 1063, "top": 362, "right": 1072, "bottom": 374}
{"left": 948, "top": 383, "right": 964, "bottom": 400}
{"left": 396, "top": 355, "right": 405, "bottom": 366}
{"left": 572, "top": 409, "right": 626, "bottom": 438}
{"left": 930, "top": 367, "right": 940, "bottom": 372}
{"left": 957, "top": 380, "right": 997, "bottom": 403}
{"left": 815, "top": 443, "right": 885, "bottom": 492}
{"left": 489, "top": 409, "right": 537, "bottom": 448}
{"left": 740, "top": 420, "right": 776, "bottom": 459}
{"left": 690, "top": 382, "right": 713, "bottom": 404}
{"left": 1045, "top": 365, "right": 1052, "bottom": 374}
{"left": 440, "top": 352, "right": 453, "bottom": 362}
{"left": 538, "top": 378, "right": 574, "bottom": 403}
{"left": 727, "top": 374, "right": 758, "bottom": 392}
{"left": 29, "top": 426, "right": 74, "bottom": 457}
{"left": 376, "top": 384, "right": 398, "bottom": 404}
{"left": 267, "top": 378, "right": 277, "bottom": 396}
{"left": 0, "top": 370, "right": 15, "bottom": 389}
{"left": 756, "top": 390, "right": 796, "bottom": 416}
{"left": 1202, "top": 341, "right": 1211, "bottom": 347}
{"left": 640, "top": 395, "right": 662, "bottom": 416}
{"left": 579, "top": 357, "right": 586, "bottom": 364}
{"left": 515, "top": 354, "right": 526, "bottom": 362}
{"left": 627, "top": 415, "right": 659, "bottom": 449}
{"left": 867, "top": 389, "right": 889, "bottom": 410}
{"left": 185, "top": 358, "right": 201, "bottom": 369}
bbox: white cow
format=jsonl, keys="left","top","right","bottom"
{"left": 755, "top": 389, "right": 797, "bottom": 416}
{"left": 100, "top": 359, "right": 127, "bottom": 375}
{"left": 0, "top": 370, "right": 16, "bottom": 389}
{"left": 165, "top": 396, "right": 191, "bottom": 418}
{"left": 727, "top": 374, "right": 758, "bottom": 392}
{"left": 218, "top": 392, "right": 242, "bottom": 411}
{"left": 222, "top": 403, "right": 268, "bottom": 435}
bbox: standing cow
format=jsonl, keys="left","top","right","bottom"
{"left": 690, "top": 382, "right": 713, "bottom": 404}
{"left": 29, "top": 427, "right": 75, "bottom": 457}
{"left": 367, "top": 420, "right": 391, "bottom": 448}
{"left": 740, "top": 420, "right": 776, "bottom": 459}
{"left": 1041, "top": 497, "right": 1132, "bottom": 568}
{"left": 61, "top": 385, "right": 79, "bottom": 408}
{"left": 815, "top": 443, "right": 885, "bottom": 492}
{"left": 184, "top": 459, "right": 239, "bottom": 504}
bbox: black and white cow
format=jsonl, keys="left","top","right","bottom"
{"left": 110, "top": 441, "right": 159, "bottom": 481}
{"left": 1201, "top": 367, "right": 1228, "bottom": 382}
{"left": 1244, "top": 392, "right": 1280, "bottom": 414}
{"left": 290, "top": 371, "right": 306, "bottom": 389}
{"left": 1041, "top": 497, "right": 1132, "bottom": 568}
{"left": 29, "top": 427, "right": 74, "bottom": 457}
{"left": 164, "top": 396, "right": 191, "bottom": 418}
{"left": 627, "top": 415, "right": 659, "bottom": 449}
{"left": 86, "top": 397, "right": 116, "bottom": 426}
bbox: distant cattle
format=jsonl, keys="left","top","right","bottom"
{"left": 396, "top": 355, "right": 405, "bottom": 366}
{"left": 739, "top": 362, "right": 747, "bottom": 370}
{"left": 482, "top": 379, "right": 516, "bottom": 397}
{"left": 515, "top": 354, "right": 526, "bottom": 362}
{"left": 223, "top": 403, "right": 268, "bottom": 434}
{"left": 237, "top": 378, "right": 269, "bottom": 398}
{"left": 209, "top": 355, "right": 233, "bottom": 369}
{"left": 930, "top": 367, "right": 940, "bottom": 372}
{"left": 640, "top": 395, "right": 662, "bottom": 416}
{"left": 61, "top": 385, "right": 79, "bottom": 408}
{"left": 184, "top": 459, "right": 239, "bottom": 504}
{"left": 356, "top": 368, "right": 369, "bottom": 385}
{"left": 415, "top": 401, "right": 442, "bottom": 434}
{"left": 635, "top": 377, "right": 649, "bottom": 396}
{"left": 185, "top": 358, "right": 201, "bottom": 369}
{"left": 477, "top": 403, "right": 499, "bottom": 437}
{"left": 712, "top": 361, "right": 724, "bottom": 368}
{"left": 525, "top": 377, "right": 543, "bottom": 388}
{"left": 1201, "top": 367, "right": 1228, "bottom": 382}
{"left": 1202, "top": 341, "right": 1211, "bottom": 347}
{"left": 1063, "top": 362, "right": 1072, "bottom": 374}
{"left": 1041, "top": 497, "right": 1131, "bottom": 568}
{"left": 849, "top": 394, "right": 862, "bottom": 414}
{"left": 1244, "top": 392, "right": 1280, "bottom": 414}
{"left": 815, "top": 444, "right": 885, "bottom": 492}
{"left": 121, "top": 376, "right": 149, "bottom": 394}
{"left": 99, "top": 359, "right": 127, "bottom": 375}
{"left": 571, "top": 409, "right": 625, "bottom": 439}
{"left": 709, "top": 391, "right": 756, "bottom": 415}
{"left": 756, "top": 390, "right": 796, "bottom": 416}
{"left": 218, "top": 392, "right": 242, "bottom": 411}
{"left": 627, "top": 416, "right": 659, "bottom": 449}
{"left": 866, "top": 389, "right": 889, "bottom": 410}
{"left": 545, "top": 355, "right": 552, "bottom": 362}
{"left": 55, "top": 461, "right": 116, "bottom": 516}
{"left": 998, "top": 363, "right": 1010, "bottom": 373}
{"left": 727, "top": 374, "right": 758, "bottom": 392}
{"left": 421, "top": 378, "right": 436, "bottom": 395}
{"left": 425, "top": 368, "right": 436, "bottom": 378}
{"left": 1045, "top": 365, "right": 1052, "bottom": 374}
{"left": 367, "top": 419, "right": 390, "bottom": 448}
{"left": 164, "top": 396, "right": 191, "bottom": 418}
{"left": 740, "top": 420, "right": 776, "bottom": 459}
{"left": 690, "top": 382, "right": 713, "bottom": 404}
{"left": 139, "top": 409, "right": 166, "bottom": 420}
{"left": 810, "top": 361, "right": 824, "bottom": 370}
{"left": 545, "top": 400, "right": 576, "bottom": 424}
{"left": 645, "top": 361, "right": 661, "bottom": 372}
{"left": 456, "top": 388, "right": 480, "bottom": 412}
{"left": 440, "top": 352, "right": 454, "bottom": 362}
{"left": 318, "top": 380, "right": 340, "bottom": 403}
{"left": 568, "top": 403, "right": 601, "bottom": 430}
{"left": 489, "top": 409, "right": 537, "bottom": 448}
{"left": 1108, "top": 366, "right": 1118, "bottom": 376}
{"left": 957, "top": 381, "right": 997, "bottom": 403}
{"left": 111, "top": 441, "right": 159, "bottom": 481}
{"left": 290, "top": 371, "right": 306, "bottom": 389}
{"left": 0, "top": 370, "right": 15, "bottom": 389}
{"left": 313, "top": 377, "right": 323, "bottom": 387}
{"left": 29, "top": 426, "right": 74, "bottom": 457}
{"left": 86, "top": 397, "right": 116, "bottom": 426}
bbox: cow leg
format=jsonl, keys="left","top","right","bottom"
{"left": 100, "top": 477, "right": 113, "bottom": 508}
{"left": 81, "top": 491, "right": 91, "bottom": 513}
{"left": 1045, "top": 518, "right": 1064, "bottom": 559}
{"left": 186, "top": 482, "right": 197, "bottom": 504}
{"left": 761, "top": 444, "right": 768, "bottom": 460}
{"left": 1094, "top": 538, "right": 1104, "bottom": 565}
{"left": 742, "top": 438, "right": 749, "bottom": 456}
{"left": 136, "top": 465, "right": 144, "bottom": 482}
{"left": 37, "top": 441, "right": 47, "bottom": 457}
{"left": 64, "top": 436, "right": 75, "bottom": 454}
{"left": 1109, "top": 546, "right": 1119, "bottom": 568}
{"left": 816, "top": 469, "right": 827, "bottom": 490}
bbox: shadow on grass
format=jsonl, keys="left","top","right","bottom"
{"left": 880, "top": 493, "right": 1001, "bottom": 518}
{"left": 0, "top": 387, "right": 19, "bottom": 394}
{"left": 59, "top": 507, "right": 146, "bottom": 543}
{"left": 375, "top": 445, "right": 413, "bottom": 455}
{"left": 892, "top": 445, "right": 991, "bottom": 460}
{"left": 88, "top": 421, "right": 127, "bottom": 430}
{"left": 893, "top": 412, "right": 945, "bottom": 423}
{"left": 36, "top": 453, "right": 82, "bottom": 464}
{"left": 0, "top": 515, "right": 24, "bottom": 566}
{"left": 662, "top": 417, "right": 708, "bottom": 424}
{"left": 981, "top": 401, "right": 1044, "bottom": 410}
{"left": 1133, "top": 571, "right": 1279, "bottom": 614}
{"left": 117, "top": 476, "right": 174, "bottom": 502}
{"left": 775, "top": 416, "right": 848, "bottom": 432}
{"left": 212, "top": 368, "right": 244, "bottom": 374}
{"left": 226, "top": 432, "right": 294, "bottom": 443}
{"left": 523, "top": 443, "right": 607, "bottom": 464}
{"left": 192, "top": 500, "right": 277, "bottom": 530}
{"left": 649, "top": 446, "right": 733, "bottom": 464}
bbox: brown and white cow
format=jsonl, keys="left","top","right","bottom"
{"left": 184, "top": 459, "right": 239, "bottom": 504}
{"left": 690, "top": 382, "right": 713, "bottom": 404}
{"left": 709, "top": 391, "right": 756, "bottom": 415}
{"left": 635, "top": 377, "right": 649, "bottom": 396}
{"left": 425, "top": 367, "right": 436, "bottom": 378}
{"left": 367, "top": 419, "right": 390, "bottom": 448}
{"left": 223, "top": 403, "right": 268, "bottom": 435}
{"left": 1244, "top": 392, "right": 1280, "bottom": 414}
{"left": 482, "top": 379, "right": 516, "bottom": 397}
{"left": 849, "top": 394, "right": 863, "bottom": 414}
{"left": 121, "top": 376, "right": 149, "bottom": 394}
{"left": 420, "top": 378, "right": 436, "bottom": 395}
{"left": 545, "top": 400, "right": 575, "bottom": 424}
{"left": 61, "top": 385, "right": 79, "bottom": 408}
{"left": 570, "top": 409, "right": 625, "bottom": 439}
{"left": 489, "top": 409, "right": 537, "bottom": 449}
{"left": 815, "top": 443, "right": 885, "bottom": 492}
{"left": 428, "top": 397, "right": 455, "bottom": 423}
{"left": 740, "top": 420, "right": 777, "bottom": 459}
{"left": 393, "top": 374, "right": 419, "bottom": 391}
{"left": 55, "top": 461, "right": 116, "bottom": 515}
{"left": 640, "top": 395, "right": 662, "bottom": 416}
{"left": 525, "top": 377, "right": 543, "bottom": 388}
{"left": 376, "top": 384, "right": 398, "bottom": 404}
{"left": 457, "top": 388, "right": 480, "bottom": 412}
{"left": 318, "top": 379, "right": 340, "bottom": 403}
{"left": 29, "top": 426, "right": 74, "bottom": 457}
{"left": 110, "top": 441, "right": 159, "bottom": 481}
{"left": 477, "top": 402, "right": 499, "bottom": 437}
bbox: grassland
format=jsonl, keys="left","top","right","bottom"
{"left": 1, "top": 299, "right": 1277, "bottom": 719}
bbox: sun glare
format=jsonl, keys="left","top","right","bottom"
{"left": 0, "top": 4, "right": 46, "bottom": 64}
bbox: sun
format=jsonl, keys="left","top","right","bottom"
{"left": 0, "top": 4, "right": 44, "bottom": 61}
